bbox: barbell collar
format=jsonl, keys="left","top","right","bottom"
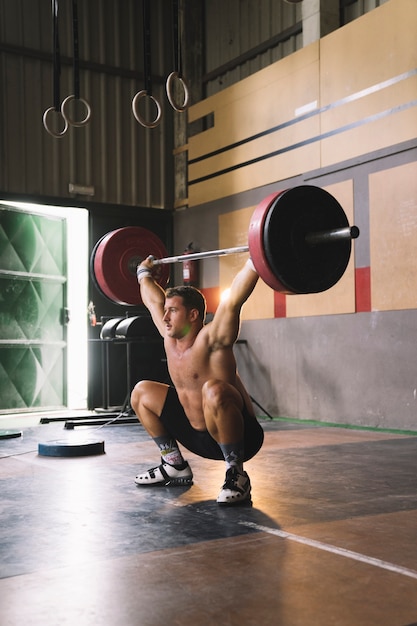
{"left": 305, "top": 225, "right": 360, "bottom": 246}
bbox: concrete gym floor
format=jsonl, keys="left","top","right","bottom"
{"left": 1, "top": 415, "right": 417, "bottom": 626}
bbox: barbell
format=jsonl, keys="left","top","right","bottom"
{"left": 91, "top": 185, "right": 359, "bottom": 306}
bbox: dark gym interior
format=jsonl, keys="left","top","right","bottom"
{"left": 1, "top": 1, "right": 417, "bottom": 624}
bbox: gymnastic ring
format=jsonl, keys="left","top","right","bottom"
{"left": 61, "top": 94, "right": 92, "bottom": 127}
{"left": 166, "top": 71, "right": 190, "bottom": 112}
{"left": 42, "top": 107, "right": 69, "bottom": 138}
{"left": 132, "top": 91, "right": 162, "bottom": 128}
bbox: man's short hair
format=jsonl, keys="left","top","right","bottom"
{"left": 165, "top": 286, "right": 207, "bottom": 321}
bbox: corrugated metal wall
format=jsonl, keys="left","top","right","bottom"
{"left": 0, "top": 0, "right": 174, "bottom": 208}
{"left": 203, "top": 0, "right": 303, "bottom": 97}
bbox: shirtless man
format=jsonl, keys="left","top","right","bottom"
{"left": 130, "top": 256, "right": 264, "bottom": 505}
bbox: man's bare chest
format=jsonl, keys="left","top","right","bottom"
{"left": 165, "top": 344, "right": 208, "bottom": 388}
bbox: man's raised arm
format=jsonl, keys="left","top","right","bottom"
{"left": 208, "top": 258, "right": 259, "bottom": 347}
{"left": 137, "top": 257, "right": 166, "bottom": 336}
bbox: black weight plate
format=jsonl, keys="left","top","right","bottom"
{"left": 263, "top": 186, "right": 351, "bottom": 294}
{"left": 0, "top": 429, "right": 23, "bottom": 439}
{"left": 100, "top": 317, "right": 124, "bottom": 340}
{"left": 38, "top": 439, "right": 105, "bottom": 457}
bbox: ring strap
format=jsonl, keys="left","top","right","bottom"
{"left": 52, "top": 0, "right": 61, "bottom": 112}
{"left": 172, "top": 0, "right": 181, "bottom": 77}
{"left": 166, "top": 0, "right": 189, "bottom": 112}
{"left": 143, "top": 0, "right": 152, "bottom": 96}
{"left": 132, "top": 0, "right": 162, "bottom": 128}
{"left": 71, "top": 0, "right": 80, "bottom": 100}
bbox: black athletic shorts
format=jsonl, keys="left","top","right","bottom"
{"left": 159, "top": 386, "right": 264, "bottom": 461}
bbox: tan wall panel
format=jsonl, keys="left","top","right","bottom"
{"left": 320, "top": 0, "right": 417, "bottom": 106}
{"left": 370, "top": 162, "right": 417, "bottom": 311}
{"left": 188, "top": 59, "right": 319, "bottom": 160}
{"left": 189, "top": 143, "right": 320, "bottom": 206}
{"left": 188, "top": 46, "right": 320, "bottom": 164}
{"left": 321, "top": 107, "right": 417, "bottom": 168}
{"left": 286, "top": 180, "right": 356, "bottom": 318}
{"left": 219, "top": 206, "right": 274, "bottom": 320}
{"left": 320, "top": 76, "right": 417, "bottom": 135}
{"left": 188, "top": 0, "right": 417, "bottom": 208}
{"left": 189, "top": 42, "right": 319, "bottom": 124}
{"left": 189, "top": 115, "right": 320, "bottom": 182}
{"left": 320, "top": 0, "right": 417, "bottom": 167}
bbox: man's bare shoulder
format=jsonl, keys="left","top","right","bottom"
{"left": 202, "top": 319, "right": 235, "bottom": 352}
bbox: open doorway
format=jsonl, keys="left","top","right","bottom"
{"left": 0, "top": 201, "right": 88, "bottom": 411}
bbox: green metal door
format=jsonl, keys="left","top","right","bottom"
{"left": 0, "top": 207, "right": 67, "bottom": 412}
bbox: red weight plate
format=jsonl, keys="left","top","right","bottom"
{"left": 248, "top": 191, "right": 293, "bottom": 293}
{"left": 93, "top": 227, "right": 169, "bottom": 306}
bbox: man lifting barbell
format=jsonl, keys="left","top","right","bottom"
{"left": 90, "top": 185, "right": 359, "bottom": 503}
{"left": 131, "top": 255, "right": 264, "bottom": 506}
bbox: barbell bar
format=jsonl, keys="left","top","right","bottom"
{"left": 152, "top": 226, "right": 359, "bottom": 266}
{"left": 152, "top": 245, "right": 249, "bottom": 265}
{"left": 91, "top": 185, "right": 360, "bottom": 306}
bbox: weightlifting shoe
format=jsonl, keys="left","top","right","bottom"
{"left": 217, "top": 467, "right": 251, "bottom": 505}
{"left": 135, "top": 460, "right": 193, "bottom": 486}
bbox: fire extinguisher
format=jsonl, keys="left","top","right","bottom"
{"left": 182, "top": 242, "right": 199, "bottom": 287}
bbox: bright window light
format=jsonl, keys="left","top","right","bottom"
{"left": 0, "top": 201, "right": 89, "bottom": 409}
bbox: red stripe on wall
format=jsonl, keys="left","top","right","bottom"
{"left": 355, "top": 267, "right": 371, "bottom": 312}
{"left": 200, "top": 286, "right": 220, "bottom": 315}
{"left": 274, "top": 291, "right": 286, "bottom": 318}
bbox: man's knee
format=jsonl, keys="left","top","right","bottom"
{"left": 131, "top": 380, "right": 169, "bottom": 420}
{"left": 202, "top": 379, "right": 242, "bottom": 414}
{"left": 130, "top": 379, "right": 150, "bottom": 411}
